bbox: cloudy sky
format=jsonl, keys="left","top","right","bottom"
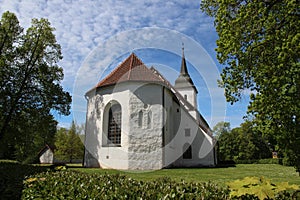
{"left": 0, "top": 0, "right": 249, "bottom": 128}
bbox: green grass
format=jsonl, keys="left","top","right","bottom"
{"left": 73, "top": 164, "right": 300, "bottom": 186}
{"left": 0, "top": 160, "right": 299, "bottom": 199}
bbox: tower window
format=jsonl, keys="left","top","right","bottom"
{"left": 185, "top": 128, "right": 190, "bottom": 137}
{"left": 184, "top": 94, "right": 187, "bottom": 100}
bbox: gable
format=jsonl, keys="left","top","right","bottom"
{"left": 95, "top": 53, "right": 163, "bottom": 88}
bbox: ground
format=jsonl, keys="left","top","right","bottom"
{"left": 1, "top": 160, "right": 299, "bottom": 199}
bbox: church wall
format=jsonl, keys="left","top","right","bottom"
{"left": 84, "top": 85, "right": 133, "bottom": 169}
{"left": 163, "top": 88, "right": 215, "bottom": 168}
{"left": 84, "top": 83, "right": 215, "bottom": 169}
{"left": 127, "top": 83, "right": 164, "bottom": 170}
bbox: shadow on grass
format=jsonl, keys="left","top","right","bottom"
{"left": 0, "top": 161, "right": 50, "bottom": 200}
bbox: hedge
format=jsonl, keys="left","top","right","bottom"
{"left": 22, "top": 170, "right": 298, "bottom": 200}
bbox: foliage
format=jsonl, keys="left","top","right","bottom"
{"left": 22, "top": 170, "right": 230, "bottom": 200}
{"left": 22, "top": 170, "right": 299, "bottom": 199}
{"left": 0, "top": 11, "right": 71, "bottom": 161}
{"left": 235, "top": 158, "right": 281, "bottom": 165}
{"left": 1, "top": 160, "right": 299, "bottom": 199}
{"left": 215, "top": 121, "right": 271, "bottom": 162}
{"left": 213, "top": 121, "right": 231, "bottom": 139}
{"left": 227, "top": 176, "right": 299, "bottom": 199}
{"left": 54, "top": 121, "right": 84, "bottom": 163}
{"left": 0, "top": 160, "right": 49, "bottom": 199}
{"left": 201, "top": 0, "right": 300, "bottom": 173}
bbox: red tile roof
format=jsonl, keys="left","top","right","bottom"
{"left": 96, "top": 53, "right": 163, "bottom": 88}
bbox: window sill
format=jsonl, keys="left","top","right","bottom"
{"left": 102, "top": 144, "right": 121, "bottom": 147}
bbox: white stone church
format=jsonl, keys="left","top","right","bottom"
{"left": 83, "top": 49, "right": 217, "bottom": 169}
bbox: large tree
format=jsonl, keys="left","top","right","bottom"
{"left": 201, "top": 1, "right": 299, "bottom": 172}
{"left": 0, "top": 11, "right": 71, "bottom": 160}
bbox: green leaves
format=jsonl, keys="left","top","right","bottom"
{"left": 227, "top": 176, "right": 299, "bottom": 199}
{"left": 54, "top": 121, "right": 84, "bottom": 163}
{"left": 0, "top": 11, "right": 71, "bottom": 162}
{"left": 215, "top": 121, "right": 271, "bottom": 162}
{"left": 22, "top": 171, "right": 230, "bottom": 200}
{"left": 201, "top": 0, "right": 300, "bottom": 173}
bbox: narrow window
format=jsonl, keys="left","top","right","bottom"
{"left": 185, "top": 128, "right": 190, "bottom": 137}
{"left": 147, "top": 110, "right": 152, "bottom": 129}
{"left": 184, "top": 94, "right": 187, "bottom": 100}
{"left": 183, "top": 143, "right": 192, "bottom": 159}
{"left": 138, "top": 110, "right": 143, "bottom": 127}
{"left": 108, "top": 104, "right": 121, "bottom": 145}
{"left": 138, "top": 109, "right": 152, "bottom": 129}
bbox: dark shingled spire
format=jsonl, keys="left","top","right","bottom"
{"left": 174, "top": 44, "right": 198, "bottom": 93}
{"left": 180, "top": 43, "right": 188, "bottom": 75}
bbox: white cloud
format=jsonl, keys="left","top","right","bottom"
{"left": 0, "top": 0, "right": 248, "bottom": 127}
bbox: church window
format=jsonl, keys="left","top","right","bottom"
{"left": 185, "top": 128, "right": 190, "bottom": 137}
{"left": 183, "top": 143, "right": 192, "bottom": 159}
{"left": 147, "top": 110, "right": 152, "bottom": 128}
{"left": 108, "top": 104, "right": 121, "bottom": 145}
{"left": 138, "top": 109, "right": 152, "bottom": 129}
{"left": 138, "top": 110, "right": 143, "bottom": 127}
{"left": 184, "top": 94, "right": 187, "bottom": 100}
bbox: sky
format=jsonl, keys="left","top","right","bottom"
{"left": 0, "top": 0, "right": 250, "bottom": 129}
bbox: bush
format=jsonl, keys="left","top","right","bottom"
{"left": 227, "top": 176, "right": 299, "bottom": 200}
{"left": 234, "top": 159, "right": 281, "bottom": 165}
{"left": 22, "top": 171, "right": 298, "bottom": 200}
{"left": 257, "top": 158, "right": 281, "bottom": 165}
{"left": 22, "top": 171, "right": 230, "bottom": 200}
{"left": 0, "top": 161, "right": 49, "bottom": 199}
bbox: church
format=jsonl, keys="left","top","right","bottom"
{"left": 83, "top": 48, "right": 217, "bottom": 169}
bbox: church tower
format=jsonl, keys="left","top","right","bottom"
{"left": 174, "top": 45, "right": 198, "bottom": 109}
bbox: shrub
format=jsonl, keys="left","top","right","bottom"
{"left": 234, "top": 159, "right": 281, "bottom": 165}
{"left": 22, "top": 171, "right": 298, "bottom": 200}
{"left": 257, "top": 158, "right": 281, "bottom": 165}
{"left": 0, "top": 161, "right": 49, "bottom": 199}
{"left": 227, "top": 176, "right": 299, "bottom": 200}
{"left": 22, "top": 171, "right": 230, "bottom": 199}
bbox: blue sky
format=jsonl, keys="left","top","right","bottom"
{"left": 0, "top": 0, "right": 249, "bottom": 128}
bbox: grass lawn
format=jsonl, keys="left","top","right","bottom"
{"left": 72, "top": 164, "right": 300, "bottom": 186}
{"left": 0, "top": 160, "right": 299, "bottom": 199}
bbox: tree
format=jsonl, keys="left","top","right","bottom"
{"left": 54, "top": 121, "right": 84, "bottom": 163}
{"left": 212, "top": 121, "right": 231, "bottom": 139}
{"left": 201, "top": 0, "right": 300, "bottom": 173}
{"left": 215, "top": 121, "right": 271, "bottom": 162}
{"left": 0, "top": 11, "right": 71, "bottom": 160}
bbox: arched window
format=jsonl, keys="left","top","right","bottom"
{"left": 108, "top": 103, "right": 121, "bottom": 145}
{"left": 183, "top": 143, "right": 192, "bottom": 159}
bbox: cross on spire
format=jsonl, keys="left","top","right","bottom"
{"left": 180, "top": 42, "right": 188, "bottom": 75}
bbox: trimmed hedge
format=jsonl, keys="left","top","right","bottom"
{"left": 0, "top": 160, "right": 49, "bottom": 199}
{"left": 22, "top": 170, "right": 298, "bottom": 200}
{"left": 234, "top": 158, "right": 282, "bottom": 165}
{"left": 22, "top": 170, "right": 230, "bottom": 199}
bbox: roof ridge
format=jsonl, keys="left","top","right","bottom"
{"left": 94, "top": 53, "right": 162, "bottom": 88}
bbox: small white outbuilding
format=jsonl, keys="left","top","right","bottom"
{"left": 84, "top": 49, "right": 217, "bottom": 170}
{"left": 38, "top": 144, "right": 54, "bottom": 164}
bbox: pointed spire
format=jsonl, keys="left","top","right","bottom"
{"left": 174, "top": 44, "right": 198, "bottom": 94}
{"left": 180, "top": 43, "right": 188, "bottom": 75}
